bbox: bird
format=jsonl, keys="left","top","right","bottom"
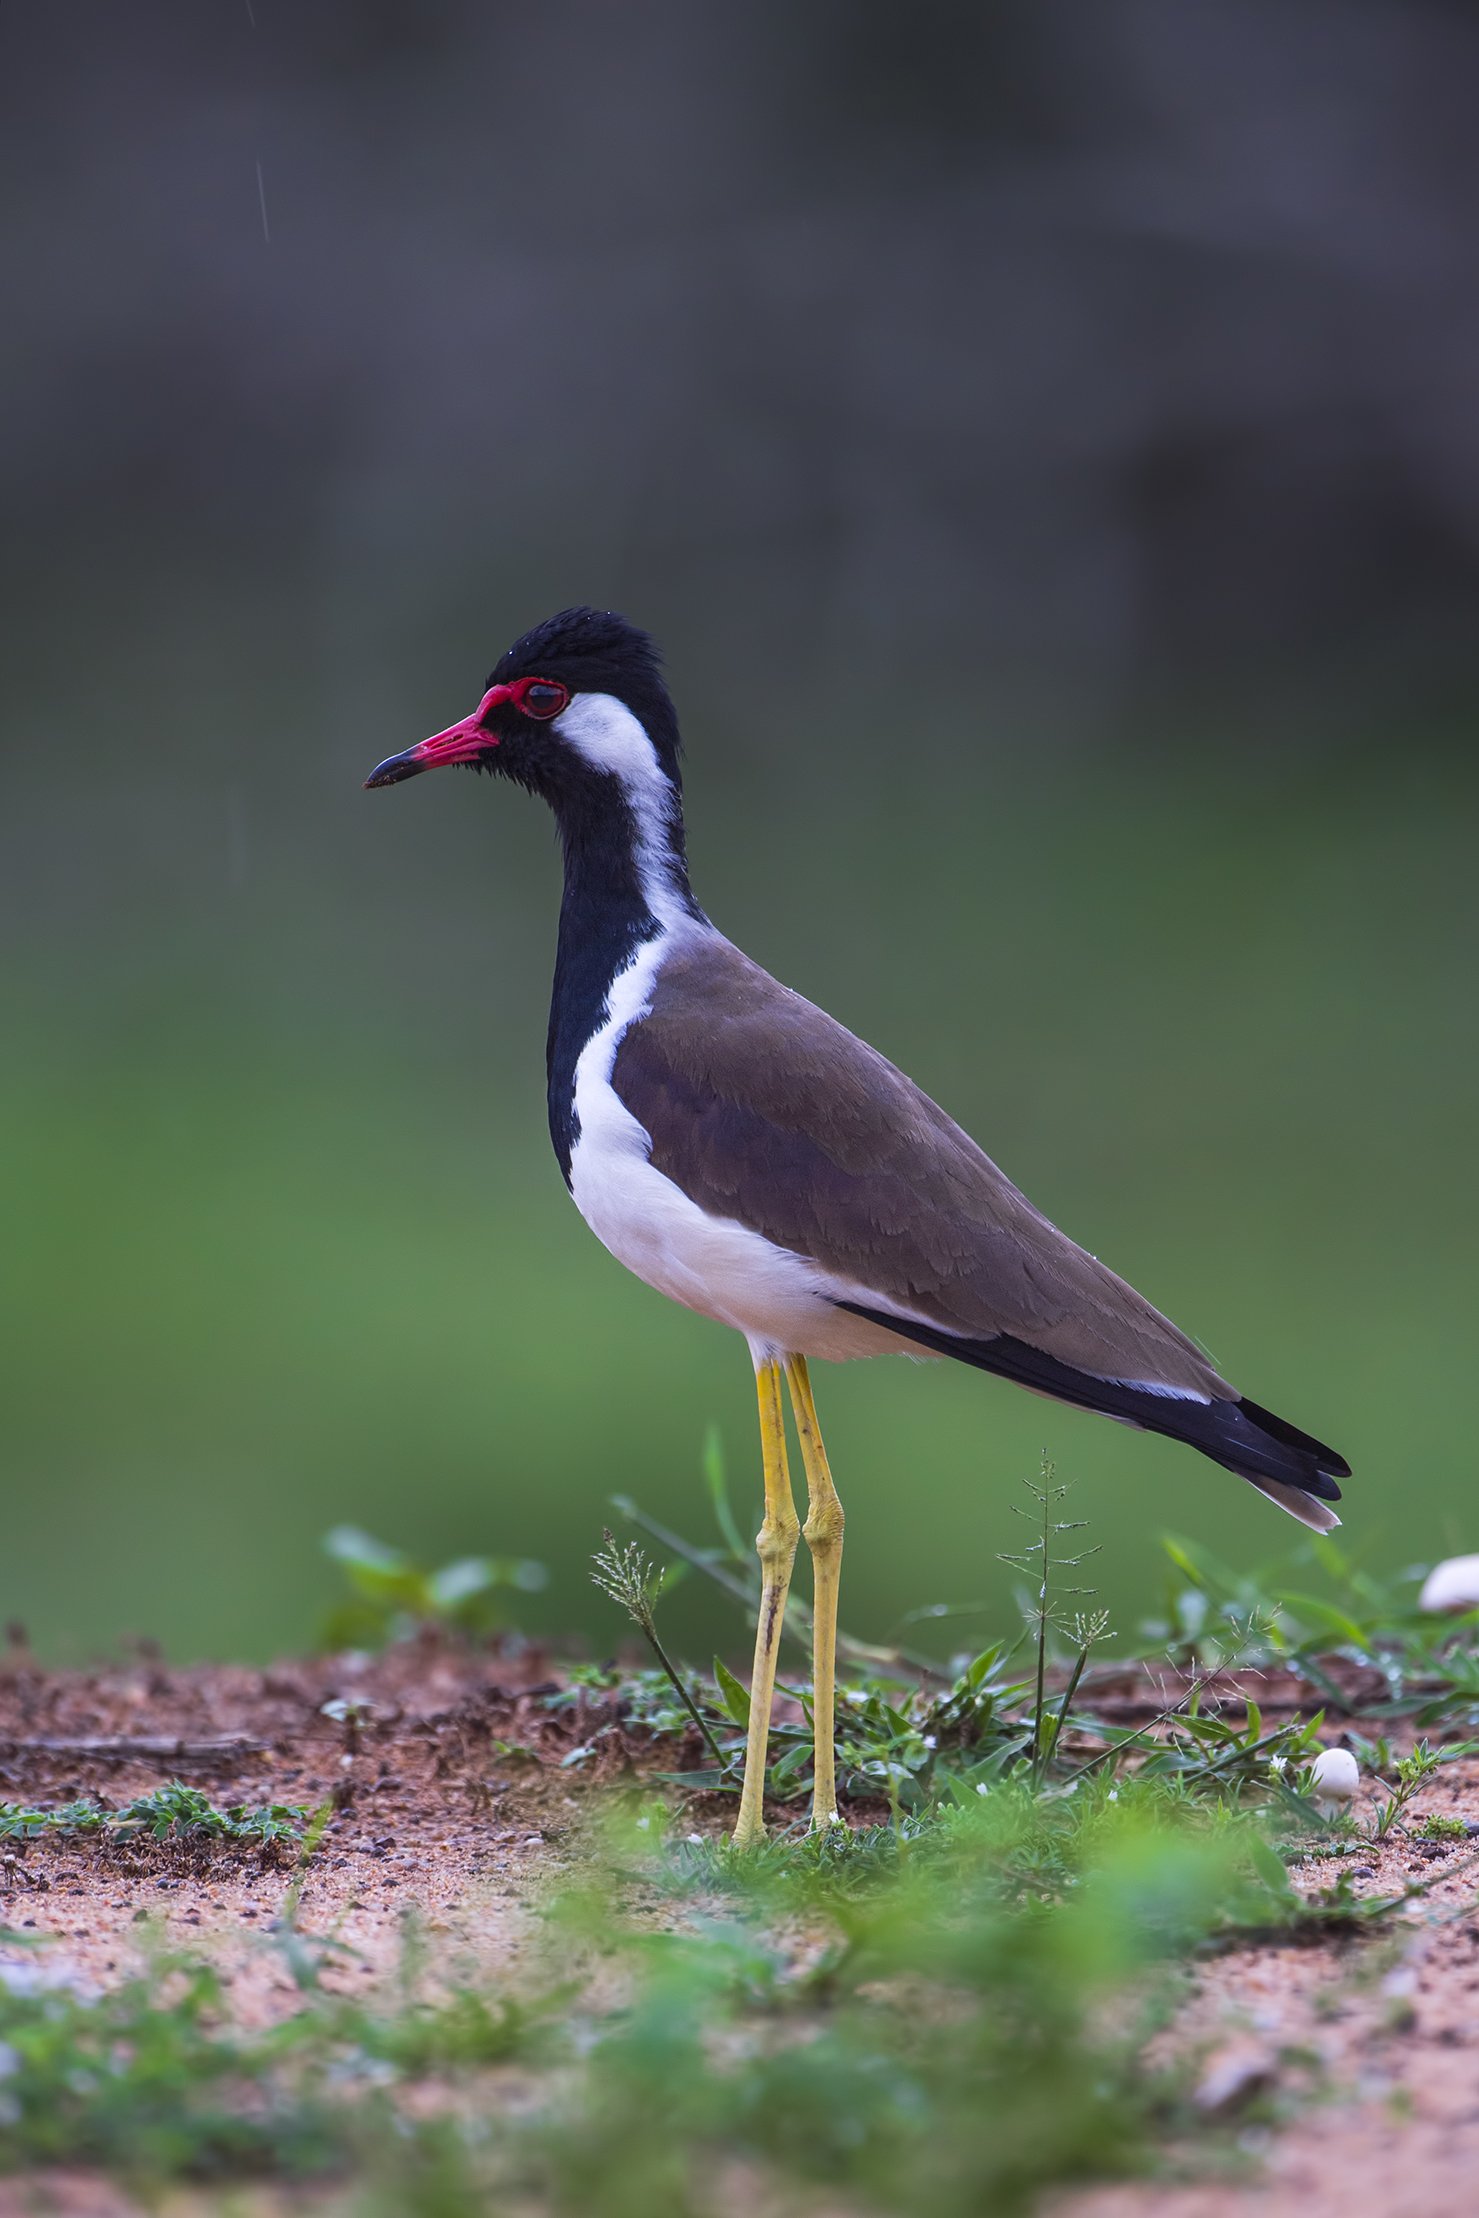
{"left": 364, "top": 605, "right": 1348, "bottom": 1846}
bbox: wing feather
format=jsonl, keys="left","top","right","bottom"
{"left": 611, "top": 935, "right": 1231, "bottom": 1397}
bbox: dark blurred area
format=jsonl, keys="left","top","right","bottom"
{"left": 3, "top": 1, "right": 1476, "bottom": 1664}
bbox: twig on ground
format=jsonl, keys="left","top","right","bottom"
{"left": 0, "top": 1735, "right": 266, "bottom": 1761}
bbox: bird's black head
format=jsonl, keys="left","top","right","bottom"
{"left": 363, "top": 607, "right": 682, "bottom": 800}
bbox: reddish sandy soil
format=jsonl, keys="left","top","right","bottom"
{"left": 1061, "top": 1743, "right": 1479, "bottom": 2218}
{"left": 0, "top": 1639, "right": 660, "bottom": 2012}
{"left": 3, "top": 1646, "right": 1478, "bottom": 2217}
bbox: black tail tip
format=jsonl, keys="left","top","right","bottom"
{"left": 1237, "top": 1397, "right": 1350, "bottom": 1496}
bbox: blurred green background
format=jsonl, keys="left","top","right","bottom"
{"left": 4, "top": 3, "right": 1477, "bottom": 1664}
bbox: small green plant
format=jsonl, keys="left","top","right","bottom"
{"left": 321, "top": 1693, "right": 377, "bottom": 1755}
{"left": 597, "top": 1469, "right": 1385, "bottom": 1818}
{"left": 1127, "top": 1697, "right": 1328, "bottom": 1799}
{"left": 1413, "top": 1811, "right": 1469, "bottom": 1841}
{"left": 0, "top": 1783, "right": 308, "bottom": 1846}
{"left": 321, "top": 1524, "right": 546, "bottom": 1649}
{"left": 1131, "top": 1534, "right": 1479, "bottom": 1740}
{"left": 546, "top": 1632, "right": 1037, "bottom": 1812}
{"left": 590, "top": 1531, "right": 728, "bottom": 1767}
{"left": 1370, "top": 1740, "right": 1444, "bottom": 1840}
{"left": 997, "top": 1458, "right": 1100, "bottom": 1780}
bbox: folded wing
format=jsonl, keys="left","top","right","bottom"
{"left": 611, "top": 933, "right": 1346, "bottom": 1524}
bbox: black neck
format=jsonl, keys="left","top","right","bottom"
{"left": 544, "top": 768, "right": 701, "bottom": 1183}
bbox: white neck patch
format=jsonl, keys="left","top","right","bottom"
{"left": 553, "top": 691, "right": 686, "bottom": 921}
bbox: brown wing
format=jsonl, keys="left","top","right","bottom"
{"left": 611, "top": 932, "right": 1231, "bottom": 1397}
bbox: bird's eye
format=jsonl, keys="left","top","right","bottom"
{"left": 515, "top": 678, "right": 569, "bottom": 720}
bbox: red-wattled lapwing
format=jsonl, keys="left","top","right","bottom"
{"left": 365, "top": 606, "right": 1348, "bottom": 1846}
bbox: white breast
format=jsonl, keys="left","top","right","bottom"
{"left": 565, "top": 927, "right": 908, "bottom": 1366}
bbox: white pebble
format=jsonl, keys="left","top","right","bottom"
{"left": 1419, "top": 1556, "right": 1479, "bottom": 1613}
{"left": 1310, "top": 1748, "right": 1360, "bottom": 1804}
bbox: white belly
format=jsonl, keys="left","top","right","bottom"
{"left": 565, "top": 931, "right": 914, "bottom": 1366}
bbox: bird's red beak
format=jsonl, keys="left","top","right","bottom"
{"left": 363, "top": 684, "right": 512, "bottom": 788}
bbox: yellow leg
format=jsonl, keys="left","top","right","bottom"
{"left": 785, "top": 1355, "right": 845, "bottom": 1829}
{"left": 732, "top": 1356, "right": 800, "bottom": 1848}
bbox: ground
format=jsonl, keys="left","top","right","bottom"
{"left": 3, "top": 1639, "right": 1479, "bottom": 2216}
{"left": 0, "top": 1640, "right": 590, "bottom": 2016}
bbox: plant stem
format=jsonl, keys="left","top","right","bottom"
{"left": 1030, "top": 1483, "right": 1051, "bottom": 1782}
{"left": 1062, "top": 1670, "right": 1221, "bottom": 1782}
{"left": 1191, "top": 1724, "right": 1304, "bottom": 1783}
{"left": 634, "top": 1618, "right": 728, "bottom": 1768}
{"left": 1045, "top": 1640, "right": 1093, "bottom": 1771}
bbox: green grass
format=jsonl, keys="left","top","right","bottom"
{"left": 5, "top": 1755, "right": 1451, "bottom": 2217}
{"left": 568, "top": 1478, "right": 1479, "bottom": 1826}
{"left": 0, "top": 1923, "right": 531, "bottom": 2187}
{"left": 0, "top": 1781, "right": 1316, "bottom": 2216}
{"left": 320, "top": 1482, "right": 1479, "bottom": 1836}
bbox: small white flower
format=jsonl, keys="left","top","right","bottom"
{"left": 975, "top": 1781, "right": 990, "bottom": 1797}
{"left": 1268, "top": 1755, "right": 1288, "bottom": 1777}
{"left": 1107, "top": 1789, "right": 1119, "bottom": 1803}
{"left": 922, "top": 1734, "right": 937, "bottom": 1750}
{"left": 634, "top": 1816, "right": 651, "bottom": 1831}
{"left": 1419, "top": 1556, "right": 1479, "bottom": 1613}
{"left": 687, "top": 1832, "right": 704, "bottom": 1845}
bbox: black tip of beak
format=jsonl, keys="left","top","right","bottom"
{"left": 363, "top": 749, "right": 427, "bottom": 790}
